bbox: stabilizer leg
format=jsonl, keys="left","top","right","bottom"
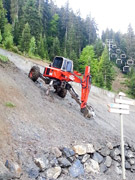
{"left": 46, "top": 80, "right": 53, "bottom": 95}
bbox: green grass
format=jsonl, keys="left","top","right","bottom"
{"left": 5, "top": 102, "right": 16, "bottom": 108}
{"left": 0, "top": 54, "right": 9, "bottom": 63}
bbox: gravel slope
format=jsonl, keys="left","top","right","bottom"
{"left": 0, "top": 48, "right": 135, "bottom": 179}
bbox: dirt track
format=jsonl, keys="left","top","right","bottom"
{"left": 0, "top": 48, "right": 135, "bottom": 179}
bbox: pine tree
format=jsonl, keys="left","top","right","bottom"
{"left": 50, "top": 13, "right": 59, "bottom": 37}
{"left": 94, "top": 39, "right": 104, "bottom": 58}
{"left": 70, "top": 50, "right": 78, "bottom": 70}
{"left": 37, "top": 35, "right": 45, "bottom": 59}
{"left": 2, "top": 0, "right": 11, "bottom": 23}
{"left": 24, "top": 0, "right": 42, "bottom": 42}
{"left": 79, "top": 45, "right": 95, "bottom": 73}
{"left": 128, "top": 72, "right": 135, "bottom": 98}
{"left": 99, "top": 47, "right": 114, "bottom": 90}
{"left": 0, "top": 0, "right": 7, "bottom": 34}
{"left": 126, "top": 24, "right": 135, "bottom": 58}
{"left": 29, "top": 36, "right": 36, "bottom": 56}
{"left": 10, "top": 0, "right": 18, "bottom": 25}
{"left": 43, "top": 35, "right": 49, "bottom": 59}
{"left": 3, "top": 23, "right": 13, "bottom": 49}
{"left": 51, "top": 36, "right": 60, "bottom": 59}
{"left": 20, "top": 23, "right": 31, "bottom": 53}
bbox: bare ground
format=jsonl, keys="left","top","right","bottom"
{"left": 112, "top": 66, "right": 128, "bottom": 93}
{"left": 0, "top": 48, "right": 135, "bottom": 179}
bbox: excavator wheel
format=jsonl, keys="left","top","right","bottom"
{"left": 28, "top": 66, "right": 40, "bottom": 82}
{"left": 57, "top": 88, "right": 67, "bottom": 98}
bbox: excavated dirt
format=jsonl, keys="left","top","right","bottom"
{"left": 0, "top": 48, "right": 135, "bottom": 179}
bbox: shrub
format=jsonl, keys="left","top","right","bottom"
{"left": 0, "top": 54, "right": 9, "bottom": 62}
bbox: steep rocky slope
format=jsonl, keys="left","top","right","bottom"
{"left": 0, "top": 48, "right": 135, "bottom": 180}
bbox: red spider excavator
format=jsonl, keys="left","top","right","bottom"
{"left": 28, "top": 56, "right": 94, "bottom": 118}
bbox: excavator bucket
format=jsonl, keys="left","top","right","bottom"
{"left": 81, "top": 66, "right": 94, "bottom": 118}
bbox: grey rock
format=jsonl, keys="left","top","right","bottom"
{"left": 49, "top": 157, "right": 58, "bottom": 167}
{"left": 104, "top": 156, "right": 112, "bottom": 168}
{"left": 131, "top": 165, "right": 135, "bottom": 170}
{"left": 69, "top": 159, "right": 84, "bottom": 178}
{"left": 82, "top": 154, "right": 90, "bottom": 163}
{"left": 129, "top": 158, "right": 135, "bottom": 165}
{"left": 62, "top": 168, "right": 69, "bottom": 175}
{"left": 86, "top": 144, "right": 95, "bottom": 154}
{"left": 131, "top": 144, "right": 135, "bottom": 152}
{"left": 73, "top": 144, "right": 95, "bottom": 155}
{"left": 84, "top": 159, "right": 100, "bottom": 174}
{"left": 100, "top": 163, "right": 108, "bottom": 173}
{"left": 28, "top": 168, "right": 39, "bottom": 179}
{"left": 73, "top": 145, "right": 87, "bottom": 155}
{"left": 114, "top": 155, "right": 121, "bottom": 162}
{"left": 106, "top": 142, "right": 113, "bottom": 150}
{"left": 92, "top": 152, "right": 103, "bottom": 164}
{"left": 0, "top": 161, "right": 14, "bottom": 180}
{"left": 51, "top": 147, "right": 62, "bottom": 158}
{"left": 5, "top": 160, "right": 22, "bottom": 178}
{"left": 34, "top": 158, "right": 48, "bottom": 172}
{"left": 125, "top": 150, "right": 134, "bottom": 159}
{"left": 115, "top": 166, "right": 122, "bottom": 175}
{"left": 110, "top": 148, "right": 120, "bottom": 160}
{"left": 58, "top": 157, "right": 71, "bottom": 167}
{"left": 62, "top": 147, "right": 75, "bottom": 158}
{"left": 114, "top": 162, "right": 122, "bottom": 175}
{"left": 77, "top": 155, "right": 83, "bottom": 161}
{"left": 46, "top": 166, "right": 61, "bottom": 179}
{"left": 100, "top": 147, "right": 110, "bottom": 157}
{"left": 67, "top": 156, "right": 75, "bottom": 163}
{"left": 125, "top": 161, "right": 131, "bottom": 170}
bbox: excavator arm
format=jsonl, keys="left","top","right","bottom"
{"left": 67, "top": 66, "right": 94, "bottom": 118}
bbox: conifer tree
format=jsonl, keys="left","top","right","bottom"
{"left": 37, "top": 35, "right": 45, "bottom": 59}
{"left": 3, "top": 23, "right": 13, "bottom": 49}
{"left": 70, "top": 50, "right": 78, "bottom": 70}
{"left": 24, "top": 0, "right": 42, "bottom": 42}
{"left": 10, "top": 0, "right": 18, "bottom": 25}
{"left": 2, "top": 0, "right": 11, "bottom": 23}
{"left": 0, "top": 0, "right": 7, "bottom": 34}
{"left": 128, "top": 72, "right": 135, "bottom": 98}
{"left": 99, "top": 47, "right": 114, "bottom": 90}
{"left": 29, "top": 36, "right": 36, "bottom": 56}
{"left": 20, "top": 23, "right": 31, "bottom": 53}
{"left": 51, "top": 36, "right": 60, "bottom": 59}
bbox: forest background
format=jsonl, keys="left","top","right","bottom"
{"left": 0, "top": 0, "right": 135, "bottom": 97}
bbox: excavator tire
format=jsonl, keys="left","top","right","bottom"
{"left": 57, "top": 88, "right": 67, "bottom": 98}
{"left": 28, "top": 66, "right": 40, "bottom": 82}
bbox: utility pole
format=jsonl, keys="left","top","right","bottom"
{"left": 106, "top": 39, "right": 113, "bottom": 61}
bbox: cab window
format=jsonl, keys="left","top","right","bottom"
{"left": 66, "top": 61, "right": 72, "bottom": 72}
{"left": 53, "top": 57, "right": 63, "bottom": 69}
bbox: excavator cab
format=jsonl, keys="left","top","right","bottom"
{"left": 53, "top": 56, "right": 73, "bottom": 72}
